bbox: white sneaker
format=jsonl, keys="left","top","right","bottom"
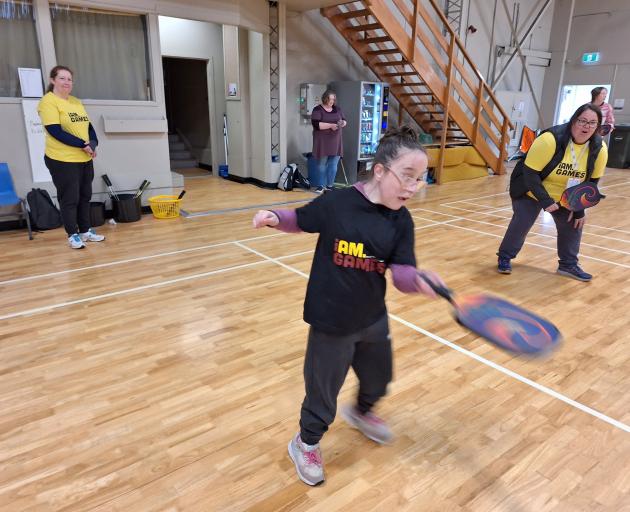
{"left": 68, "top": 233, "right": 85, "bottom": 249}
{"left": 80, "top": 228, "right": 105, "bottom": 242}
{"left": 288, "top": 433, "right": 324, "bottom": 486}
{"left": 341, "top": 404, "right": 393, "bottom": 444}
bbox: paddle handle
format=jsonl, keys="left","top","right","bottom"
{"left": 417, "top": 272, "right": 454, "bottom": 302}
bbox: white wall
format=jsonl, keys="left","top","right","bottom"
{"left": 248, "top": 31, "right": 273, "bottom": 182}
{"left": 466, "top": 0, "right": 554, "bottom": 131}
{"left": 1, "top": 0, "right": 270, "bottom": 205}
{"left": 159, "top": 16, "right": 226, "bottom": 170}
{"left": 559, "top": 1, "right": 630, "bottom": 124}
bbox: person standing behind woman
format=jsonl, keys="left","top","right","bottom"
{"left": 310, "top": 89, "right": 346, "bottom": 193}
{"left": 253, "top": 126, "right": 445, "bottom": 486}
{"left": 591, "top": 86, "right": 615, "bottom": 136}
{"left": 497, "top": 104, "right": 608, "bottom": 281}
{"left": 38, "top": 65, "right": 104, "bottom": 249}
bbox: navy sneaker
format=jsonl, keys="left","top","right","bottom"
{"left": 497, "top": 256, "right": 512, "bottom": 274}
{"left": 557, "top": 265, "right": 592, "bottom": 282}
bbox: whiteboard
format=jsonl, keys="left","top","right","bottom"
{"left": 21, "top": 99, "right": 51, "bottom": 182}
{"left": 18, "top": 67, "right": 44, "bottom": 97}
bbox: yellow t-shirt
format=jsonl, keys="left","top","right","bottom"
{"left": 525, "top": 132, "right": 608, "bottom": 202}
{"left": 38, "top": 92, "right": 92, "bottom": 163}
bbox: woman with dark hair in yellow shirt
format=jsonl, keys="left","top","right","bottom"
{"left": 38, "top": 65, "right": 105, "bottom": 249}
{"left": 497, "top": 104, "right": 608, "bottom": 281}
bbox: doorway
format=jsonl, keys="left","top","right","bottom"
{"left": 162, "top": 57, "right": 212, "bottom": 170}
{"left": 556, "top": 84, "right": 611, "bottom": 125}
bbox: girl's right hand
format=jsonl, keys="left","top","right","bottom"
{"left": 415, "top": 270, "right": 447, "bottom": 299}
{"left": 545, "top": 203, "right": 560, "bottom": 213}
{"left": 252, "top": 210, "right": 279, "bottom": 228}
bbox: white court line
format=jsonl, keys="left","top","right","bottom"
{"left": 440, "top": 179, "right": 630, "bottom": 207}
{"left": 599, "top": 180, "right": 630, "bottom": 190}
{"left": 236, "top": 241, "right": 630, "bottom": 434}
{"left": 0, "top": 232, "right": 287, "bottom": 287}
{"left": 414, "top": 207, "right": 630, "bottom": 257}
{"left": 420, "top": 213, "right": 630, "bottom": 270}
{"left": 441, "top": 190, "right": 509, "bottom": 205}
{"left": 0, "top": 247, "right": 314, "bottom": 322}
{"left": 391, "top": 314, "right": 630, "bottom": 433}
{"left": 441, "top": 203, "right": 630, "bottom": 239}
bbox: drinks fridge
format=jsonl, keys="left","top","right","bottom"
{"left": 329, "top": 81, "right": 390, "bottom": 183}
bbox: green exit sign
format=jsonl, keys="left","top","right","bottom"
{"left": 582, "top": 52, "right": 601, "bottom": 64}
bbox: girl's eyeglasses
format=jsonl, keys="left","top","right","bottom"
{"left": 384, "top": 166, "right": 423, "bottom": 189}
{"left": 576, "top": 118, "right": 598, "bottom": 128}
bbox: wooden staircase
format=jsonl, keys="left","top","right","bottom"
{"left": 322, "top": 0, "right": 513, "bottom": 183}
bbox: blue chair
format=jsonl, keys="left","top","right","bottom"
{"left": 0, "top": 163, "right": 33, "bottom": 240}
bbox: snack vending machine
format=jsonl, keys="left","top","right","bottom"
{"left": 329, "top": 80, "right": 390, "bottom": 183}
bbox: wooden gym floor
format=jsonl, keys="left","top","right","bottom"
{"left": 0, "top": 168, "right": 629, "bottom": 511}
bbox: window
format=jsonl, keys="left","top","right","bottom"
{"left": 0, "top": 0, "right": 41, "bottom": 97}
{"left": 50, "top": 4, "right": 152, "bottom": 100}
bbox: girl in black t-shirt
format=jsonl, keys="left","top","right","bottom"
{"left": 253, "top": 127, "right": 445, "bottom": 486}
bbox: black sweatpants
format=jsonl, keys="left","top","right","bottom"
{"left": 299, "top": 314, "right": 392, "bottom": 445}
{"left": 498, "top": 195, "right": 583, "bottom": 268}
{"left": 45, "top": 156, "right": 94, "bottom": 236}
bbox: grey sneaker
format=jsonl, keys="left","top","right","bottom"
{"left": 341, "top": 404, "right": 393, "bottom": 444}
{"left": 80, "top": 228, "right": 105, "bottom": 242}
{"left": 287, "top": 433, "right": 324, "bottom": 486}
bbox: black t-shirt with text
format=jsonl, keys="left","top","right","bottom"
{"left": 296, "top": 186, "right": 416, "bottom": 335}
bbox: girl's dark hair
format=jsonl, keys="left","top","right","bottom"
{"left": 590, "top": 86, "right": 607, "bottom": 103}
{"left": 321, "top": 89, "right": 336, "bottom": 104}
{"left": 568, "top": 103, "right": 602, "bottom": 134}
{"left": 373, "top": 125, "right": 426, "bottom": 167}
{"left": 47, "top": 65, "right": 73, "bottom": 93}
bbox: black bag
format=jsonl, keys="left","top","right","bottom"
{"left": 291, "top": 168, "right": 311, "bottom": 190}
{"left": 27, "top": 188, "right": 62, "bottom": 230}
{"left": 277, "top": 164, "right": 295, "bottom": 191}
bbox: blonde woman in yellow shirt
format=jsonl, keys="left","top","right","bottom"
{"left": 38, "top": 65, "right": 105, "bottom": 249}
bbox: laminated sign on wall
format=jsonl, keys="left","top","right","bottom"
{"left": 21, "top": 99, "right": 51, "bottom": 182}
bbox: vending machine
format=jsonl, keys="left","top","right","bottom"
{"left": 329, "top": 80, "right": 390, "bottom": 183}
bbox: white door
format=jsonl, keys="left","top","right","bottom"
{"left": 556, "top": 84, "right": 611, "bottom": 124}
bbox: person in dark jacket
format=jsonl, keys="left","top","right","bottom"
{"left": 497, "top": 104, "right": 608, "bottom": 281}
{"left": 253, "top": 126, "right": 445, "bottom": 486}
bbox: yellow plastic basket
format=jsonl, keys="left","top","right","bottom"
{"left": 148, "top": 195, "right": 182, "bottom": 219}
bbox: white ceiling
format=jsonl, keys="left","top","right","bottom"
{"left": 282, "top": 0, "right": 346, "bottom": 12}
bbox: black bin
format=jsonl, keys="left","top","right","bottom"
{"left": 607, "top": 125, "right": 630, "bottom": 168}
{"left": 89, "top": 201, "right": 105, "bottom": 227}
{"left": 113, "top": 194, "right": 142, "bottom": 223}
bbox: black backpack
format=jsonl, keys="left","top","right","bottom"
{"left": 509, "top": 123, "right": 603, "bottom": 199}
{"left": 291, "top": 168, "right": 311, "bottom": 190}
{"left": 27, "top": 188, "right": 62, "bottom": 230}
{"left": 278, "top": 164, "right": 296, "bottom": 191}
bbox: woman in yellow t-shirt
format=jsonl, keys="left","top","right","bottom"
{"left": 497, "top": 104, "right": 607, "bottom": 282}
{"left": 38, "top": 65, "right": 105, "bottom": 250}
